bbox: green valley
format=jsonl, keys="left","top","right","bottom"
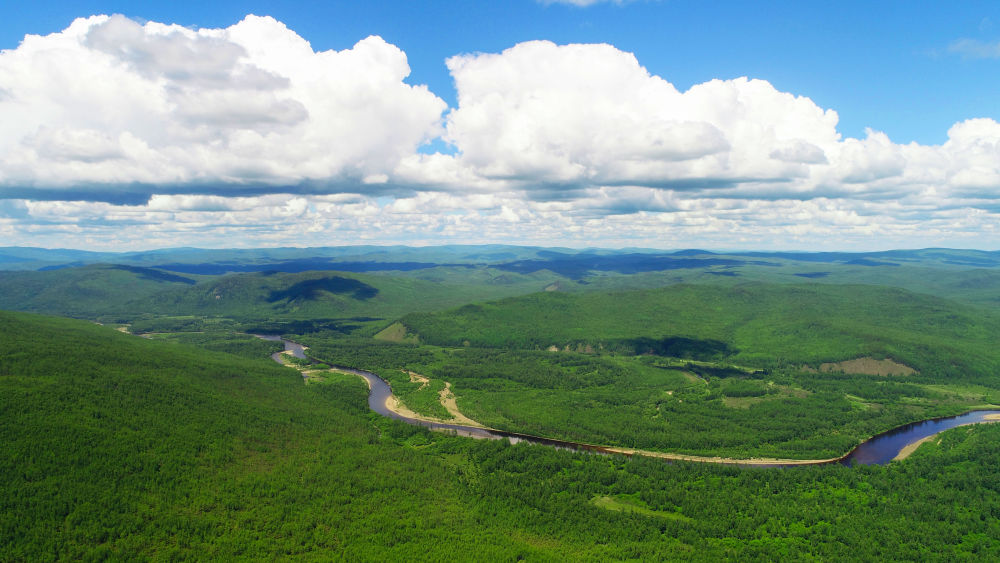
{"left": 5, "top": 246, "right": 1000, "bottom": 559}
{"left": 7, "top": 2, "right": 1000, "bottom": 558}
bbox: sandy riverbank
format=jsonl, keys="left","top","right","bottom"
{"left": 891, "top": 414, "right": 1000, "bottom": 461}
{"left": 332, "top": 367, "right": 845, "bottom": 465}
{"left": 439, "top": 382, "right": 485, "bottom": 427}
{"left": 892, "top": 435, "right": 938, "bottom": 461}
{"left": 333, "top": 368, "right": 487, "bottom": 428}
{"left": 601, "top": 446, "right": 843, "bottom": 466}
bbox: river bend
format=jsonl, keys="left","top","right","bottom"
{"left": 262, "top": 336, "right": 1000, "bottom": 467}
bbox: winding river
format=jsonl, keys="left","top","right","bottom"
{"left": 254, "top": 334, "right": 308, "bottom": 363}
{"left": 839, "top": 410, "right": 1000, "bottom": 465}
{"left": 261, "top": 336, "right": 1000, "bottom": 467}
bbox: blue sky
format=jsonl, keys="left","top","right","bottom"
{"left": 1, "top": 1, "right": 999, "bottom": 250}
{"left": 6, "top": 0, "right": 997, "bottom": 144}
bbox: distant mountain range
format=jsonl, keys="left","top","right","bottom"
{"left": 2, "top": 245, "right": 999, "bottom": 276}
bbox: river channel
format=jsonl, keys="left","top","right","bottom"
{"left": 254, "top": 334, "right": 308, "bottom": 363}
{"left": 261, "top": 336, "right": 1000, "bottom": 467}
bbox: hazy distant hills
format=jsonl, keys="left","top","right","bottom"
{"left": 0, "top": 245, "right": 558, "bottom": 272}
{"left": 3, "top": 245, "right": 1000, "bottom": 276}
{"left": 0, "top": 264, "right": 567, "bottom": 325}
{"left": 3, "top": 245, "right": 1000, "bottom": 324}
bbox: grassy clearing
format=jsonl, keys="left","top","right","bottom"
{"left": 374, "top": 321, "right": 420, "bottom": 343}
{"left": 843, "top": 394, "right": 881, "bottom": 412}
{"left": 680, "top": 371, "right": 707, "bottom": 384}
{"left": 591, "top": 495, "right": 693, "bottom": 522}
{"left": 819, "top": 357, "right": 916, "bottom": 376}
{"left": 918, "top": 383, "right": 1000, "bottom": 404}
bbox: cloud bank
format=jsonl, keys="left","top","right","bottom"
{"left": 1, "top": 15, "right": 999, "bottom": 249}
{"left": 0, "top": 15, "right": 446, "bottom": 199}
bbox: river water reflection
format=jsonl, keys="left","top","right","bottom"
{"left": 839, "top": 410, "right": 1000, "bottom": 465}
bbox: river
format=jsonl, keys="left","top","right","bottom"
{"left": 253, "top": 334, "right": 308, "bottom": 364}
{"left": 336, "top": 365, "right": 625, "bottom": 452}
{"left": 260, "top": 336, "right": 1000, "bottom": 467}
{"left": 838, "top": 410, "right": 1000, "bottom": 465}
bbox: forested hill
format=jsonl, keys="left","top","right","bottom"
{"left": 0, "top": 264, "right": 199, "bottom": 318}
{"left": 0, "top": 266, "right": 562, "bottom": 323}
{"left": 131, "top": 269, "right": 557, "bottom": 320}
{"left": 0, "top": 311, "right": 322, "bottom": 557}
{"left": 0, "top": 311, "right": 593, "bottom": 559}
{"left": 397, "top": 283, "right": 1000, "bottom": 380}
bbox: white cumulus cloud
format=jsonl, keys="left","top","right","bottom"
{"left": 1, "top": 15, "right": 1000, "bottom": 249}
{"left": 431, "top": 40, "right": 843, "bottom": 197}
{"left": 0, "top": 14, "right": 446, "bottom": 198}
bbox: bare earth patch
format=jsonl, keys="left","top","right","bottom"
{"left": 351, "top": 369, "right": 487, "bottom": 428}
{"left": 438, "top": 382, "right": 485, "bottom": 427}
{"left": 893, "top": 415, "right": 1000, "bottom": 461}
{"left": 406, "top": 370, "right": 430, "bottom": 390}
{"left": 385, "top": 395, "right": 430, "bottom": 421}
{"left": 381, "top": 387, "right": 487, "bottom": 429}
{"left": 819, "top": 357, "right": 916, "bottom": 376}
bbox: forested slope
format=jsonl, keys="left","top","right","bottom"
{"left": 0, "top": 264, "right": 198, "bottom": 317}
{"left": 399, "top": 283, "right": 1000, "bottom": 380}
{"left": 0, "top": 312, "right": 553, "bottom": 559}
{"left": 0, "top": 266, "right": 564, "bottom": 327}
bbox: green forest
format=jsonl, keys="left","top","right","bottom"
{"left": 4, "top": 310, "right": 1000, "bottom": 560}
{"left": 397, "top": 283, "right": 1000, "bottom": 378}
{"left": 4, "top": 248, "right": 1000, "bottom": 559}
{"left": 302, "top": 334, "right": 998, "bottom": 459}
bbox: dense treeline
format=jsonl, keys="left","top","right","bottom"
{"left": 430, "top": 348, "right": 625, "bottom": 390}
{"left": 457, "top": 424, "right": 1000, "bottom": 560}
{"left": 145, "top": 331, "right": 284, "bottom": 360}
{"left": 0, "top": 265, "right": 198, "bottom": 319}
{"left": 302, "top": 336, "right": 436, "bottom": 370}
